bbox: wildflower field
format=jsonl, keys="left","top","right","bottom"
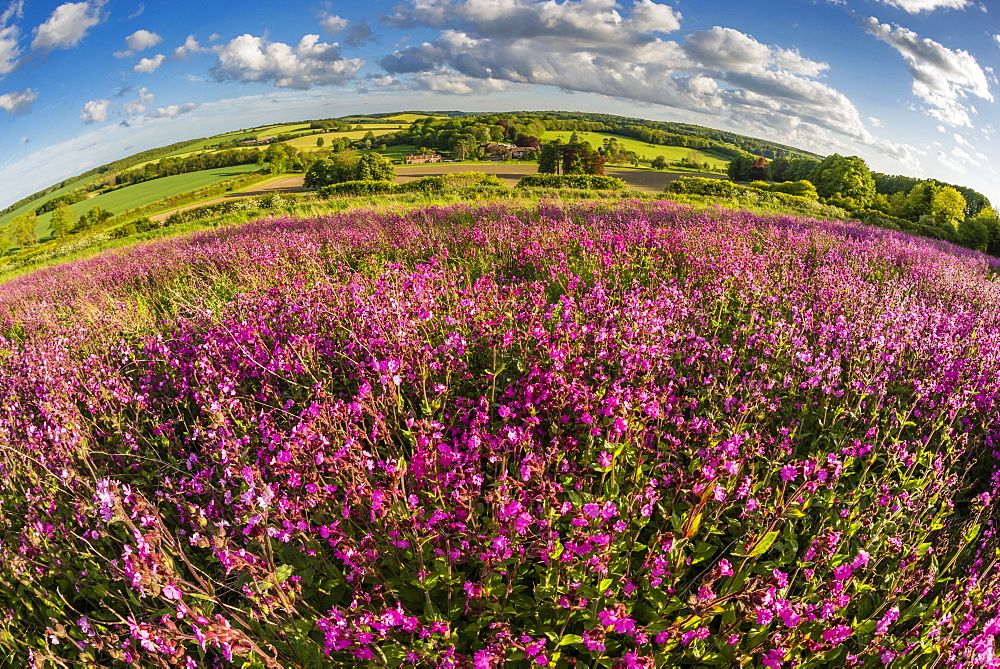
{"left": 0, "top": 199, "right": 999, "bottom": 667}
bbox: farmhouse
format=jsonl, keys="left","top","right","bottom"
{"left": 404, "top": 153, "right": 443, "bottom": 164}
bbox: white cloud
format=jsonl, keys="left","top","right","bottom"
{"left": 936, "top": 148, "right": 967, "bottom": 173}
{"left": 954, "top": 132, "right": 971, "bottom": 146}
{"left": 0, "top": 1, "right": 22, "bottom": 74}
{"left": 123, "top": 86, "right": 153, "bottom": 115}
{"left": 878, "top": 0, "right": 970, "bottom": 11}
{"left": 864, "top": 18, "right": 992, "bottom": 127}
{"left": 133, "top": 53, "right": 164, "bottom": 73}
{"left": 0, "top": 24, "right": 19, "bottom": 74}
{"left": 684, "top": 27, "right": 771, "bottom": 73}
{"left": 30, "top": 1, "right": 105, "bottom": 51}
{"left": 147, "top": 102, "right": 197, "bottom": 119}
{"left": 994, "top": 34, "right": 1000, "bottom": 47}
{"left": 951, "top": 146, "right": 981, "bottom": 166}
{"left": 125, "top": 28, "right": 161, "bottom": 52}
{"left": 210, "top": 33, "right": 363, "bottom": 89}
{"left": 407, "top": 69, "right": 516, "bottom": 94}
{"left": 0, "top": 86, "right": 35, "bottom": 113}
{"left": 79, "top": 98, "right": 109, "bottom": 124}
{"left": 378, "top": 1, "right": 892, "bottom": 160}
{"left": 773, "top": 48, "right": 829, "bottom": 77}
{"left": 628, "top": 0, "right": 681, "bottom": 33}
{"left": 320, "top": 14, "right": 350, "bottom": 35}
{"left": 1, "top": 0, "right": 22, "bottom": 24}
{"left": 869, "top": 116, "right": 883, "bottom": 127}
{"left": 174, "top": 34, "right": 206, "bottom": 60}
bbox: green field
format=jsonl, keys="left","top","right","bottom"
{"left": 11, "top": 164, "right": 261, "bottom": 239}
{"left": 0, "top": 175, "right": 93, "bottom": 228}
{"left": 539, "top": 131, "right": 730, "bottom": 168}
{"left": 283, "top": 127, "right": 401, "bottom": 152}
{"left": 385, "top": 113, "right": 441, "bottom": 122}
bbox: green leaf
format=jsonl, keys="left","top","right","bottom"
{"left": 274, "top": 564, "right": 295, "bottom": 583}
{"left": 748, "top": 530, "right": 779, "bottom": 557}
{"left": 559, "top": 634, "right": 582, "bottom": 646}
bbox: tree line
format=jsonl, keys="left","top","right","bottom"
{"left": 725, "top": 151, "right": 997, "bottom": 254}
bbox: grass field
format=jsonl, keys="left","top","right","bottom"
{"left": 0, "top": 175, "right": 93, "bottom": 228}
{"left": 539, "top": 131, "right": 730, "bottom": 168}
{"left": 282, "top": 127, "right": 401, "bottom": 152}
{"left": 12, "top": 164, "right": 262, "bottom": 239}
{"left": 385, "top": 113, "right": 441, "bottom": 122}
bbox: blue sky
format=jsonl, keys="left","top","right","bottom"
{"left": 0, "top": 0, "right": 997, "bottom": 208}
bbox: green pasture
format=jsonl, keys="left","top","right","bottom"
{"left": 13, "top": 164, "right": 261, "bottom": 239}
{"left": 385, "top": 113, "right": 441, "bottom": 122}
{"left": 539, "top": 131, "right": 730, "bottom": 168}
{"left": 376, "top": 144, "right": 420, "bottom": 162}
{"left": 0, "top": 175, "right": 93, "bottom": 228}
{"left": 282, "top": 128, "right": 401, "bottom": 152}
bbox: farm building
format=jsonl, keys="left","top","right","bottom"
{"left": 404, "top": 154, "right": 443, "bottom": 164}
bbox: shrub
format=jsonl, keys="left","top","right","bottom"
{"left": 316, "top": 180, "right": 396, "bottom": 197}
{"left": 517, "top": 173, "right": 626, "bottom": 190}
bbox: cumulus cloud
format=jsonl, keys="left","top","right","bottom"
{"left": 123, "top": 86, "right": 153, "bottom": 114}
{"left": 0, "top": 26, "right": 19, "bottom": 74}
{"left": 148, "top": 102, "right": 197, "bottom": 119}
{"left": 126, "top": 28, "right": 160, "bottom": 51}
{"left": 0, "top": 1, "right": 23, "bottom": 74}
{"left": 210, "top": 33, "right": 362, "bottom": 89}
{"left": 878, "top": 0, "right": 970, "bottom": 11}
{"left": 320, "top": 14, "right": 349, "bottom": 35}
{"left": 684, "top": 27, "right": 771, "bottom": 73}
{"left": 628, "top": 0, "right": 681, "bottom": 33}
{"left": 864, "top": 18, "right": 993, "bottom": 127}
{"left": 79, "top": 98, "right": 109, "bottom": 123}
{"left": 376, "top": 0, "right": 902, "bottom": 161}
{"left": 343, "top": 21, "right": 377, "bottom": 47}
{"left": 173, "top": 34, "right": 207, "bottom": 60}
{"left": 0, "top": 86, "right": 35, "bottom": 113}
{"left": 134, "top": 53, "right": 164, "bottom": 72}
{"left": 31, "top": 1, "right": 105, "bottom": 51}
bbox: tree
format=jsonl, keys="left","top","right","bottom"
{"left": 726, "top": 153, "right": 755, "bottom": 181}
{"left": 809, "top": 154, "right": 875, "bottom": 208}
{"left": 304, "top": 159, "right": 335, "bottom": 188}
{"left": 354, "top": 153, "right": 395, "bottom": 181}
{"left": 562, "top": 142, "right": 604, "bottom": 176}
{"left": 50, "top": 203, "right": 73, "bottom": 238}
{"left": 9, "top": 213, "right": 37, "bottom": 249}
{"left": 71, "top": 206, "right": 112, "bottom": 234}
{"left": 316, "top": 136, "right": 325, "bottom": 147}
{"left": 651, "top": 156, "right": 668, "bottom": 170}
{"left": 903, "top": 181, "right": 937, "bottom": 221}
{"left": 751, "top": 157, "right": 769, "bottom": 181}
{"left": 930, "top": 186, "right": 966, "bottom": 230}
{"left": 768, "top": 157, "right": 791, "bottom": 182}
{"left": 538, "top": 142, "right": 562, "bottom": 174}
{"left": 262, "top": 143, "right": 290, "bottom": 174}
